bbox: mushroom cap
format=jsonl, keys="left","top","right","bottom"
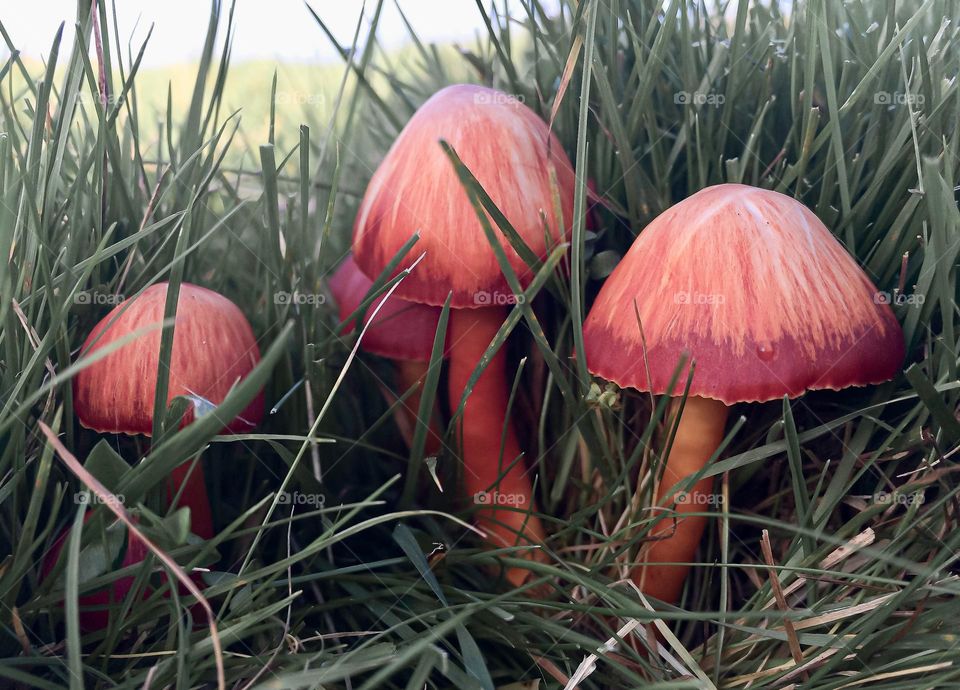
{"left": 73, "top": 282, "right": 264, "bottom": 435}
{"left": 582, "top": 184, "right": 905, "bottom": 404}
{"left": 329, "top": 254, "right": 445, "bottom": 362}
{"left": 353, "top": 83, "right": 576, "bottom": 308}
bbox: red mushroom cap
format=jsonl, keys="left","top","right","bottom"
{"left": 353, "top": 84, "right": 576, "bottom": 308}
{"left": 583, "top": 184, "right": 905, "bottom": 404}
{"left": 73, "top": 282, "right": 264, "bottom": 435}
{"left": 328, "top": 254, "right": 445, "bottom": 362}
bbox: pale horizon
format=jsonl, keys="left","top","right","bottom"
{"left": 2, "top": 1, "right": 559, "bottom": 69}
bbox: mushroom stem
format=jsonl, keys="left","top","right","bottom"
{"left": 169, "top": 459, "right": 214, "bottom": 540}
{"left": 393, "top": 359, "right": 443, "bottom": 457}
{"left": 448, "top": 307, "right": 546, "bottom": 586}
{"left": 637, "top": 396, "right": 728, "bottom": 605}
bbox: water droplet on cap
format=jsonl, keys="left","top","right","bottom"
{"left": 756, "top": 343, "right": 777, "bottom": 361}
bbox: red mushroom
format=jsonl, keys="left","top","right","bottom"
{"left": 41, "top": 513, "right": 149, "bottom": 632}
{"left": 329, "top": 254, "right": 445, "bottom": 454}
{"left": 73, "top": 282, "right": 264, "bottom": 540}
{"left": 353, "top": 84, "right": 576, "bottom": 585}
{"left": 582, "top": 184, "right": 905, "bottom": 605}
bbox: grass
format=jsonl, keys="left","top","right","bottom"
{"left": 1, "top": 0, "right": 959, "bottom": 687}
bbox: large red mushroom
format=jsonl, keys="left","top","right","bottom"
{"left": 582, "top": 183, "right": 905, "bottom": 605}
{"left": 353, "top": 84, "right": 576, "bottom": 585}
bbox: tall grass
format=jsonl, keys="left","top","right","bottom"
{"left": 1, "top": 0, "right": 959, "bottom": 687}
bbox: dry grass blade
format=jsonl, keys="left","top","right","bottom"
{"left": 760, "top": 529, "right": 806, "bottom": 681}
{"left": 834, "top": 662, "right": 956, "bottom": 689}
{"left": 548, "top": 33, "right": 582, "bottom": 133}
{"left": 564, "top": 618, "right": 640, "bottom": 690}
{"left": 761, "top": 527, "right": 876, "bottom": 608}
{"left": 794, "top": 593, "right": 897, "bottom": 630}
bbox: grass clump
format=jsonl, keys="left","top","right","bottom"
{"left": 1, "top": 0, "right": 959, "bottom": 688}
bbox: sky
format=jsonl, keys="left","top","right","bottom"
{"left": 3, "top": 1, "right": 536, "bottom": 68}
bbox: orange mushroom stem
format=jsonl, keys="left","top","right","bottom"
{"left": 448, "top": 307, "right": 546, "bottom": 585}
{"left": 329, "top": 255, "right": 445, "bottom": 456}
{"left": 639, "top": 397, "right": 727, "bottom": 604}
{"left": 392, "top": 359, "right": 442, "bottom": 456}
{"left": 169, "top": 461, "right": 214, "bottom": 540}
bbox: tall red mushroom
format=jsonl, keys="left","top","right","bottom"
{"left": 353, "top": 84, "right": 576, "bottom": 585}
{"left": 73, "top": 282, "right": 264, "bottom": 540}
{"left": 583, "top": 184, "right": 905, "bottom": 605}
{"left": 329, "top": 254, "right": 445, "bottom": 454}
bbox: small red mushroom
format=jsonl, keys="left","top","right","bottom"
{"left": 329, "top": 254, "right": 445, "bottom": 454}
{"left": 73, "top": 282, "right": 264, "bottom": 540}
{"left": 583, "top": 183, "right": 905, "bottom": 605}
{"left": 353, "top": 84, "right": 577, "bottom": 585}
